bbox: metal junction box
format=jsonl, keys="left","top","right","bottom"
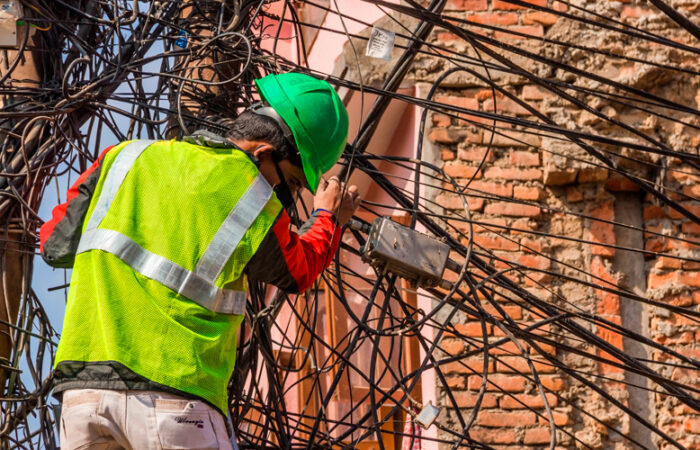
{"left": 360, "top": 217, "right": 449, "bottom": 288}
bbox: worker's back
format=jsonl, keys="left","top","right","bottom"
{"left": 53, "top": 139, "right": 282, "bottom": 413}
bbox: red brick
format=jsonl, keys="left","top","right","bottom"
{"left": 683, "top": 184, "right": 700, "bottom": 198}
{"left": 485, "top": 167, "right": 542, "bottom": 181}
{"left": 436, "top": 193, "right": 467, "bottom": 210}
{"left": 682, "top": 272, "right": 700, "bottom": 287}
{"left": 591, "top": 257, "right": 620, "bottom": 315}
{"left": 445, "top": 375, "right": 466, "bottom": 389}
{"left": 445, "top": 357, "right": 492, "bottom": 374}
{"left": 543, "top": 168, "right": 577, "bottom": 186}
{"left": 485, "top": 202, "right": 541, "bottom": 217}
{"left": 540, "top": 376, "right": 567, "bottom": 391}
{"left": 455, "top": 321, "right": 493, "bottom": 337}
{"left": 566, "top": 186, "right": 583, "bottom": 203}
{"left": 524, "top": 427, "right": 552, "bottom": 444}
{"left": 597, "top": 291, "right": 620, "bottom": 316}
{"left": 499, "top": 393, "right": 558, "bottom": 409}
{"left": 644, "top": 205, "right": 665, "bottom": 221}
{"left": 523, "top": 11, "right": 558, "bottom": 26}
{"left": 589, "top": 201, "right": 616, "bottom": 257}
{"left": 469, "top": 374, "right": 528, "bottom": 392}
{"left": 645, "top": 237, "right": 667, "bottom": 253}
{"left": 538, "top": 409, "right": 571, "bottom": 426}
{"left": 673, "top": 404, "right": 698, "bottom": 415}
{"left": 502, "top": 253, "right": 551, "bottom": 270}
{"left": 444, "top": 163, "right": 482, "bottom": 179}
{"left": 495, "top": 25, "right": 544, "bottom": 40}
{"left": 518, "top": 238, "right": 541, "bottom": 253}
{"left": 472, "top": 218, "right": 508, "bottom": 233}
{"left": 578, "top": 168, "right": 609, "bottom": 183}
{"left": 447, "top": 0, "right": 488, "bottom": 10}
{"left": 475, "top": 89, "right": 503, "bottom": 102}
{"left": 666, "top": 237, "right": 700, "bottom": 251}
{"left": 510, "top": 218, "right": 537, "bottom": 234}
{"left": 436, "top": 32, "right": 460, "bottom": 43}
{"left": 458, "top": 146, "right": 495, "bottom": 162}
{"left": 432, "top": 113, "right": 451, "bottom": 127}
{"left": 597, "top": 323, "right": 625, "bottom": 375}
{"left": 599, "top": 359, "right": 624, "bottom": 376}
{"left": 496, "top": 356, "right": 556, "bottom": 373}
{"left": 467, "top": 304, "right": 523, "bottom": 321}
{"left": 500, "top": 305, "right": 524, "bottom": 320}
{"left": 441, "top": 147, "right": 457, "bottom": 161}
{"left": 435, "top": 95, "right": 479, "bottom": 112}
{"left": 493, "top": 0, "right": 546, "bottom": 10}
{"left": 468, "top": 197, "right": 485, "bottom": 211}
{"left": 510, "top": 151, "right": 540, "bottom": 166}
{"left": 451, "top": 392, "right": 498, "bottom": 409}
{"left": 521, "top": 85, "right": 553, "bottom": 101}
{"left": 552, "top": 1, "right": 567, "bottom": 12}
{"left": 468, "top": 181, "right": 512, "bottom": 197}
{"left": 668, "top": 203, "right": 700, "bottom": 220}
{"left": 648, "top": 271, "right": 679, "bottom": 290}
{"left": 473, "top": 234, "right": 519, "bottom": 251}
{"left": 490, "top": 340, "right": 529, "bottom": 355}
{"left": 532, "top": 340, "right": 556, "bottom": 356}
{"left": 621, "top": 6, "right": 653, "bottom": 19}
{"left": 483, "top": 97, "right": 530, "bottom": 116}
{"left": 513, "top": 186, "right": 545, "bottom": 201}
{"left": 682, "top": 222, "right": 700, "bottom": 234}
{"left": 466, "top": 12, "right": 519, "bottom": 26}
{"left": 654, "top": 256, "right": 682, "bottom": 270}
{"left": 663, "top": 293, "right": 693, "bottom": 307}
{"left": 685, "top": 418, "right": 700, "bottom": 433}
{"left": 441, "top": 339, "right": 466, "bottom": 355}
{"left": 667, "top": 167, "right": 700, "bottom": 183}
{"left": 429, "top": 128, "right": 460, "bottom": 144}
{"left": 476, "top": 410, "right": 537, "bottom": 427}
{"left": 467, "top": 427, "right": 517, "bottom": 444}
{"left": 494, "top": 322, "right": 550, "bottom": 338}
{"left": 645, "top": 223, "right": 664, "bottom": 235}
{"left": 606, "top": 175, "right": 641, "bottom": 192}
{"left": 491, "top": 130, "right": 541, "bottom": 147}
{"left": 524, "top": 272, "right": 552, "bottom": 286}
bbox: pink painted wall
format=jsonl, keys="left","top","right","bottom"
{"left": 257, "top": 3, "right": 438, "bottom": 448}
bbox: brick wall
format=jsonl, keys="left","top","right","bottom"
{"left": 423, "top": 0, "right": 700, "bottom": 448}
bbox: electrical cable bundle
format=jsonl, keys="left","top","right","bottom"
{"left": 0, "top": 1, "right": 698, "bottom": 449}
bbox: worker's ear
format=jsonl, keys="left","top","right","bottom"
{"left": 252, "top": 143, "right": 275, "bottom": 161}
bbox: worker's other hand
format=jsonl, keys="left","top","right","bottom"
{"left": 314, "top": 176, "right": 361, "bottom": 226}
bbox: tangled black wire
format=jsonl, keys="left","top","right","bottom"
{"left": 0, "top": 0, "right": 698, "bottom": 449}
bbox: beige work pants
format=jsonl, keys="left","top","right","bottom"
{"left": 59, "top": 389, "right": 234, "bottom": 450}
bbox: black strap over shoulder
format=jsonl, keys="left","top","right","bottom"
{"left": 183, "top": 129, "right": 236, "bottom": 149}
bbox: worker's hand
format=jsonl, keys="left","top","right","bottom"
{"left": 314, "top": 176, "right": 361, "bottom": 226}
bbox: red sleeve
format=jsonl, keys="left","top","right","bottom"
{"left": 40, "top": 146, "right": 114, "bottom": 267}
{"left": 245, "top": 209, "right": 342, "bottom": 293}
{"left": 273, "top": 210, "right": 341, "bottom": 292}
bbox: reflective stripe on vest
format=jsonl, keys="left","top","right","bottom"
{"left": 76, "top": 140, "right": 273, "bottom": 315}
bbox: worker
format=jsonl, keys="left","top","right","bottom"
{"left": 39, "top": 72, "right": 360, "bottom": 449}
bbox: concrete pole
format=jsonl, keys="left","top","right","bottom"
{"left": 0, "top": 17, "right": 43, "bottom": 395}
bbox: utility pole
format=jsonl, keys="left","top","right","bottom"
{"left": 0, "top": 11, "right": 43, "bottom": 396}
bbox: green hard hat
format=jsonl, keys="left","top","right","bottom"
{"left": 254, "top": 73, "right": 349, "bottom": 194}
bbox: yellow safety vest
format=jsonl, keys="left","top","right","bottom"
{"left": 54, "top": 139, "right": 282, "bottom": 413}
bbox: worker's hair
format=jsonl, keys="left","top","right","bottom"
{"left": 226, "top": 111, "right": 303, "bottom": 168}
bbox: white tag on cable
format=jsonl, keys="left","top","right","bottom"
{"left": 0, "top": 1, "right": 18, "bottom": 47}
{"left": 366, "top": 26, "right": 395, "bottom": 60}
